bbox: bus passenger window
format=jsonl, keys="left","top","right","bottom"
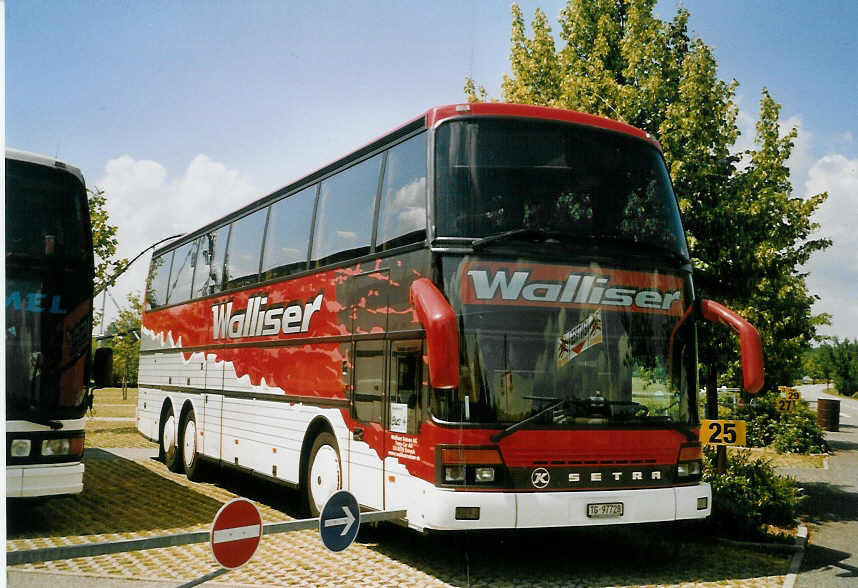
{"left": 146, "top": 251, "right": 173, "bottom": 310}
{"left": 166, "top": 240, "right": 198, "bottom": 304}
{"left": 377, "top": 134, "right": 427, "bottom": 251}
{"left": 194, "top": 225, "right": 230, "bottom": 298}
{"left": 388, "top": 341, "right": 423, "bottom": 434}
{"left": 223, "top": 208, "right": 267, "bottom": 291}
{"left": 354, "top": 340, "right": 384, "bottom": 424}
{"left": 261, "top": 185, "right": 316, "bottom": 280}
{"left": 311, "top": 154, "right": 382, "bottom": 267}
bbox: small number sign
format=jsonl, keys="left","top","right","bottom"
{"left": 777, "top": 386, "right": 801, "bottom": 412}
{"left": 700, "top": 419, "right": 746, "bottom": 446}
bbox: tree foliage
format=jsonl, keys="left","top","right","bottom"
{"left": 805, "top": 339, "right": 858, "bottom": 396}
{"left": 466, "top": 0, "right": 831, "bottom": 390}
{"left": 88, "top": 187, "right": 129, "bottom": 316}
{"left": 104, "top": 292, "right": 142, "bottom": 386}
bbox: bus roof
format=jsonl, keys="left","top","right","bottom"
{"left": 426, "top": 103, "right": 658, "bottom": 149}
{"left": 5, "top": 148, "right": 86, "bottom": 185}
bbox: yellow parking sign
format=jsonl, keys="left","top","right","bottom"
{"left": 777, "top": 386, "right": 801, "bottom": 412}
{"left": 700, "top": 419, "right": 747, "bottom": 446}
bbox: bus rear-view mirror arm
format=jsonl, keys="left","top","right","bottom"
{"left": 699, "top": 299, "right": 765, "bottom": 394}
{"left": 410, "top": 278, "right": 459, "bottom": 390}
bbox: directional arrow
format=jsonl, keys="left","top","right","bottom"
{"left": 319, "top": 490, "right": 360, "bottom": 552}
{"left": 323, "top": 505, "right": 356, "bottom": 536}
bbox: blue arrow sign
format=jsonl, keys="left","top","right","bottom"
{"left": 318, "top": 490, "right": 360, "bottom": 552}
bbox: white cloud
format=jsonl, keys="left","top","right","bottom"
{"left": 803, "top": 153, "right": 858, "bottom": 339}
{"left": 94, "top": 154, "right": 255, "bottom": 329}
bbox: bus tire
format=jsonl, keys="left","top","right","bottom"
{"left": 305, "top": 431, "right": 341, "bottom": 517}
{"left": 181, "top": 409, "right": 203, "bottom": 481}
{"left": 161, "top": 405, "right": 182, "bottom": 473}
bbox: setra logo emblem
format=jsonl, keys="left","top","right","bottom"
{"left": 531, "top": 468, "right": 550, "bottom": 488}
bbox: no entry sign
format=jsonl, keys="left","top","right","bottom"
{"left": 210, "top": 498, "right": 262, "bottom": 569}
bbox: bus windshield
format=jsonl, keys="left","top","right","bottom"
{"left": 5, "top": 158, "right": 93, "bottom": 415}
{"left": 434, "top": 118, "right": 689, "bottom": 261}
{"left": 435, "top": 259, "right": 695, "bottom": 427}
{"left": 6, "top": 159, "right": 90, "bottom": 263}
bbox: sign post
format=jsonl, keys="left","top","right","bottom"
{"left": 210, "top": 498, "right": 263, "bottom": 569}
{"left": 319, "top": 490, "right": 360, "bottom": 552}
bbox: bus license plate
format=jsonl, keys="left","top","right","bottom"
{"left": 587, "top": 502, "right": 623, "bottom": 518}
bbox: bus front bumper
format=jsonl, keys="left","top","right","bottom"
{"left": 417, "top": 483, "right": 711, "bottom": 531}
{"left": 6, "top": 462, "right": 85, "bottom": 498}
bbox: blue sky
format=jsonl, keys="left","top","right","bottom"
{"left": 6, "top": 0, "right": 857, "bottom": 341}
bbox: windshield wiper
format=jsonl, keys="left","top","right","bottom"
{"left": 471, "top": 229, "right": 578, "bottom": 251}
{"left": 490, "top": 398, "right": 566, "bottom": 443}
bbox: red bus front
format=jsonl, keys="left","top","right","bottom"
{"left": 403, "top": 112, "right": 707, "bottom": 528}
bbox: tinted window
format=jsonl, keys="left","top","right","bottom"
{"left": 193, "top": 225, "right": 230, "bottom": 298}
{"left": 312, "top": 154, "right": 382, "bottom": 266}
{"left": 377, "top": 134, "right": 427, "bottom": 250}
{"left": 224, "top": 208, "right": 267, "bottom": 290}
{"left": 6, "top": 160, "right": 90, "bottom": 262}
{"left": 166, "top": 240, "right": 198, "bottom": 304}
{"left": 261, "top": 185, "right": 315, "bottom": 280}
{"left": 146, "top": 251, "right": 173, "bottom": 310}
{"left": 435, "top": 120, "right": 688, "bottom": 258}
{"left": 354, "top": 340, "right": 384, "bottom": 424}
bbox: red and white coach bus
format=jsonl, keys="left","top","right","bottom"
{"left": 137, "top": 103, "right": 763, "bottom": 530}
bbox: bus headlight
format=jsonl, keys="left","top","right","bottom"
{"left": 439, "top": 446, "right": 505, "bottom": 486}
{"left": 42, "top": 439, "right": 72, "bottom": 456}
{"left": 474, "top": 467, "right": 496, "bottom": 482}
{"left": 444, "top": 465, "right": 466, "bottom": 483}
{"left": 676, "top": 441, "right": 703, "bottom": 479}
{"left": 677, "top": 460, "right": 702, "bottom": 477}
{"left": 10, "top": 439, "right": 32, "bottom": 457}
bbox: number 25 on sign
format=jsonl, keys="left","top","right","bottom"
{"left": 700, "top": 420, "right": 746, "bottom": 446}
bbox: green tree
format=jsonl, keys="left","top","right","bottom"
{"left": 467, "top": 0, "right": 830, "bottom": 391}
{"left": 88, "top": 187, "right": 129, "bottom": 322}
{"left": 821, "top": 339, "right": 858, "bottom": 396}
{"left": 104, "top": 292, "right": 142, "bottom": 389}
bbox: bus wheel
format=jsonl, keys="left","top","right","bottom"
{"left": 161, "top": 406, "right": 182, "bottom": 473}
{"left": 306, "top": 432, "right": 341, "bottom": 517}
{"left": 181, "top": 410, "right": 203, "bottom": 481}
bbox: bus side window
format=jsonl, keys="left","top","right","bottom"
{"left": 376, "top": 133, "right": 427, "bottom": 251}
{"left": 354, "top": 340, "right": 385, "bottom": 424}
{"left": 166, "top": 239, "right": 198, "bottom": 305}
{"left": 223, "top": 208, "right": 267, "bottom": 291}
{"left": 194, "top": 225, "right": 230, "bottom": 298}
{"left": 261, "top": 185, "right": 315, "bottom": 281}
{"left": 146, "top": 251, "right": 173, "bottom": 310}
{"left": 311, "top": 153, "right": 382, "bottom": 267}
{"left": 388, "top": 340, "right": 423, "bottom": 435}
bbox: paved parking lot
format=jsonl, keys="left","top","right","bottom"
{"left": 7, "top": 389, "right": 793, "bottom": 587}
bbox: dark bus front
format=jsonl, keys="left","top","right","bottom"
{"left": 419, "top": 112, "right": 710, "bottom": 527}
{"left": 5, "top": 151, "right": 95, "bottom": 497}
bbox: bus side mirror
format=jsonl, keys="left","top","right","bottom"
{"left": 409, "top": 278, "right": 459, "bottom": 390}
{"left": 93, "top": 347, "right": 114, "bottom": 388}
{"left": 699, "top": 299, "right": 764, "bottom": 394}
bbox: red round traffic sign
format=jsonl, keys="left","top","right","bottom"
{"left": 210, "top": 498, "right": 262, "bottom": 569}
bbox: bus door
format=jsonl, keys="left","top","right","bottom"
{"left": 383, "top": 340, "right": 424, "bottom": 512}
{"left": 348, "top": 270, "right": 389, "bottom": 510}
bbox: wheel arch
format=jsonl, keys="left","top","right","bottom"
{"left": 299, "top": 416, "right": 338, "bottom": 490}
